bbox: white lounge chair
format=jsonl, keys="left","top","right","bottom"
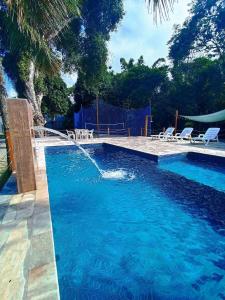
{"left": 150, "top": 127, "right": 175, "bottom": 140}
{"left": 170, "top": 127, "right": 193, "bottom": 142}
{"left": 191, "top": 128, "right": 220, "bottom": 146}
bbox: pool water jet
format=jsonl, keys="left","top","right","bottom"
{"left": 32, "top": 127, "right": 134, "bottom": 180}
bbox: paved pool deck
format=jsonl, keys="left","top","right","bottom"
{"left": 82, "top": 136, "right": 225, "bottom": 159}
{"left": 0, "top": 136, "right": 225, "bottom": 300}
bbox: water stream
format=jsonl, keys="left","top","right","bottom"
{"left": 32, "top": 126, "right": 132, "bottom": 180}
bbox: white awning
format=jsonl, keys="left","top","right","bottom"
{"left": 181, "top": 109, "right": 225, "bottom": 123}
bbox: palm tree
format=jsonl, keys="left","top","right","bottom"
{"left": 0, "top": 0, "right": 80, "bottom": 126}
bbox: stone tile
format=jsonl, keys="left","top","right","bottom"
{"left": 0, "top": 277, "right": 26, "bottom": 300}
{"left": 0, "top": 222, "right": 16, "bottom": 251}
{"left": 22, "top": 193, "right": 36, "bottom": 202}
{"left": 2, "top": 206, "right": 17, "bottom": 224}
{"left": 27, "top": 263, "right": 59, "bottom": 300}
{"left": 28, "top": 231, "right": 55, "bottom": 271}
{"left": 10, "top": 194, "right": 22, "bottom": 205}
{"left": 0, "top": 195, "right": 11, "bottom": 205}
{"left": 33, "top": 200, "right": 49, "bottom": 216}
{"left": 1, "top": 220, "right": 29, "bottom": 252}
{"left": 0, "top": 204, "right": 9, "bottom": 222}
{"left": 16, "top": 205, "right": 34, "bottom": 221}
{"left": 0, "top": 221, "right": 30, "bottom": 300}
{"left": 32, "top": 211, "right": 51, "bottom": 236}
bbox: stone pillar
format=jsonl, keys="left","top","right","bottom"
{"left": 7, "top": 98, "right": 36, "bottom": 193}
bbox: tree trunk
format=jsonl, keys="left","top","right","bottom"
{"left": 0, "top": 60, "right": 9, "bottom": 130}
{"left": 24, "top": 60, "right": 45, "bottom": 126}
{"left": 0, "top": 61, "right": 13, "bottom": 168}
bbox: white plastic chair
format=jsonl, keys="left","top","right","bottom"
{"left": 191, "top": 128, "right": 220, "bottom": 146}
{"left": 66, "top": 130, "right": 75, "bottom": 140}
{"left": 88, "top": 129, "right": 94, "bottom": 139}
{"left": 81, "top": 129, "right": 89, "bottom": 139}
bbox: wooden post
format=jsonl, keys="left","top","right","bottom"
{"left": 144, "top": 115, "right": 149, "bottom": 137}
{"left": 175, "top": 110, "right": 179, "bottom": 134}
{"left": 96, "top": 96, "right": 99, "bottom": 132}
{"left": 5, "top": 130, "right": 15, "bottom": 171}
{"left": 7, "top": 99, "right": 36, "bottom": 193}
{"left": 128, "top": 128, "right": 131, "bottom": 137}
{"left": 108, "top": 127, "right": 110, "bottom": 136}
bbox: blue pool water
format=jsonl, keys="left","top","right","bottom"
{"left": 45, "top": 144, "right": 225, "bottom": 300}
{"left": 159, "top": 155, "right": 225, "bottom": 193}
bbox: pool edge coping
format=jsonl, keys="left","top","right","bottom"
{"left": 0, "top": 144, "right": 60, "bottom": 300}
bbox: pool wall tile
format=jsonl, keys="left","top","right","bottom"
{"left": 187, "top": 151, "right": 225, "bottom": 166}
{"left": 103, "top": 142, "right": 159, "bottom": 162}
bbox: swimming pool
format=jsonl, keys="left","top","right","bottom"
{"left": 45, "top": 144, "right": 225, "bottom": 300}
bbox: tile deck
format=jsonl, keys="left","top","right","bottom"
{"left": 0, "top": 136, "right": 225, "bottom": 299}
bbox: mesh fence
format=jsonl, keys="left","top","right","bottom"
{"left": 74, "top": 100, "right": 152, "bottom": 136}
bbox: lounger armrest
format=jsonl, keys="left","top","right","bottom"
{"left": 175, "top": 133, "right": 180, "bottom": 137}
{"left": 198, "top": 134, "right": 205, "bottom": 138}
{"left": 158, "top": 132, "right": 164, "bottom": 136}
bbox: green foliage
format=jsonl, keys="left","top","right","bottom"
{"left": 168, "top": 0, "right": 225, "bottom": 62}
{"left": 81, "top": 55, "right": 225, "bottom": 131}
{"left": 41, "top": 76, "right": 71, "bottom": 117}
{"left": 34, "top": 72, "right": 47, "bottom": 95}
{"left": 153, "top": 57, "right": 225, "bottom": 129}
{"left": 103, "top": 57, "right": 169, "bottom": 109}
{"left": 3, "top": 52, "right": 27, "bottom": 97}
{"left": 17, "top": 52, "right": 32, "bottom": 81}
{"left": 81, "top": 0, "right": 124, "bottom": 39}
{"left": 57, "top": 0, "right": 124, "bottom": 96}
{"left": 79, "top": 34, "right": 108, "bottom": 95}
{"left": 3, "top": 51, "right": 48, "bottom": 97}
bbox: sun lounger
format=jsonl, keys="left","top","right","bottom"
{"left": 150, "top": 127, "right": 175, "bottom": 140}
{"left": 191, "top": 128, "right": 220, "bottom": 145}
{"left": 169, "top": 127, "right": 193, "bottom": 142}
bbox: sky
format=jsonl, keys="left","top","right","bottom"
{"left": 6, "top": 0, "right": 190, "bottom": 95}
{"left": 108, "top": 0, "right": 190, "bottom": 72}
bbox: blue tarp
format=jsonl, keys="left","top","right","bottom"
{"left": 45, "top": 115, "right": 66, "bottom": 130}
{"left": 74, "top": 100, "right": 151, "bottom": 136}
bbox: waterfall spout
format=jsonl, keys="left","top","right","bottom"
{"left": 32, "top": 126, "right": 103, "bottom": 175}
{"left": 32, "top": 126, "right": 135, "bottom": 180}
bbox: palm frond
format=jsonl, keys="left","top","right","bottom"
{"left": 6, "top": 0, "right": 68, "bottom": 34}
{"left": 4, "top": 0, "right": 80, "bottom": 73}
{"left": 147, "top": 0, "right": 176, "bottom": 22}
{"left": 3, "top": 12, "right": 60, "bottom": 74}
